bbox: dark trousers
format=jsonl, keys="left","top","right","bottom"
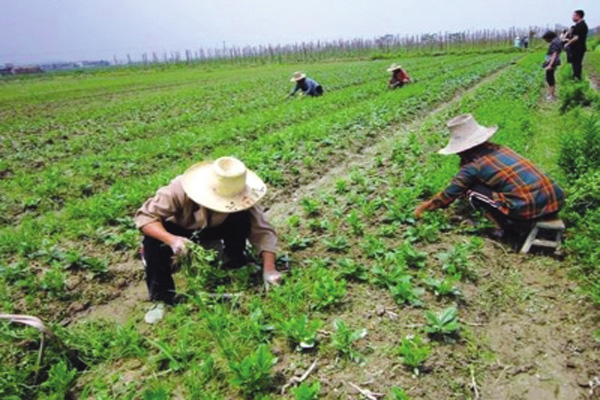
{"left": 545, "top": 69, "right": 556, "bottom": 87}
{"left": 570, "top": 51, "right": 585, "bottom": 80}
{"left": 467, "top": 184, "right": 557, "bottom": 234}
{"left": 142, "top": 211, "right": 251, "bottom": 304}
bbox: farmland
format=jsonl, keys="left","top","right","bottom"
{"left": 1, "top": 45, "right": 600, "bottom": 399}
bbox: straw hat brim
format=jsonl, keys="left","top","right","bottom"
{"left": 387, "top": 66, "right": 402, "bottom": 72}
{"left": 291, "top": 74, "right": 306, "bottom": 82}
{"left": 438, "top": 126, "right": 498, "bottom": 155}
{"left": 181, "top": 161, "right": 267, "bottom": 213}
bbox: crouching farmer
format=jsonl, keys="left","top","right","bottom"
{"left": 135, "top": 157, "right": 282, "bottom": 323}
{"left": 387, "top": 63, "right": 411, "bottom": 89}
{"left": 414, "top": 114, "right": 565, "bottom": 241}
{"left": 289, "top": 72, "right": 324, "bottom": 97}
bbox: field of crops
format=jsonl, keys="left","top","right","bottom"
{"left": 2, "top": 46, "right": 600, "bottom": 399}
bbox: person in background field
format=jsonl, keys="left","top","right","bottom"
{"left": 542, "top": 30, "right": 562, "bottom": 101}
{"left": 522, "top": 36, "right": 529, "bottom": 49}
{"left": 289, "top": 72, "right": 323, "bottom": 97}
{"left": 514, "top": 36, "right": 521, "bottom": 49}
{"left": 565, "top": 9, "right": 588, "bottom": 80}
{"left": 135, "top": 157, "right": 282, "bottom": 324}
{"left": 387, "top": 63, "right": 411, "bottom": 89}
{"left": 414, "top": 114, "right": 565, "bottom": 242}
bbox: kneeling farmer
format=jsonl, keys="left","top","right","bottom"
{"left": 415, "top": 114, "right": 565, "bottom": 239}
{"left": 387, "top": 63, "right": 411, "bottom": 89}
{"left": 289, "top": 72, "right": 323, "bottom": 97}
{"left": 135, "top": 157, "right": 281, "bottom": 323}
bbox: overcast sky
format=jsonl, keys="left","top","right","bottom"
{"left": 1, "top": 0, "right": 598, "bottom": 64}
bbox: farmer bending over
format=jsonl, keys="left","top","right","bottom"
{"left": 387, "top": 63, "right": 411, "bottom": 89}
{"left": 135, "top": 157, "right": 282, "bottom": 324}
{"left": 289, "top": 72, "right": 323, "bottom": 97}
{"left": 414, "top": 114, "right": 565, "bottom": 241}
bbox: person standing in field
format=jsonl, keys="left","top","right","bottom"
{"left": 289, "top": 72, "right": 324, "bottom": 97}
{"left": 542, "top": 30, "right": 562, "bottom": 101}
{"left": 387, "top": 63, "right": 411, "bottom": 89}
{"left": 564, "top": 9, "right": 588, "bottom": 80}
{"left": 414, "top": 114, "right": 565, "bottom": 241}
{"left": 135, "top": 157, "right": 282, "bottom": 324}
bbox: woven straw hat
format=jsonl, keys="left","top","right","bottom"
{"left": 438, "top": 114, "right": 498, "bottom": 155}
{"left": 290, "top": 71, "right": 307, "bottom": 82}
{"left": 387, "top": 63, "right": 402, "bottom": 72}
{"left": 181, "top": 157, "right": 267, "bottom": 213}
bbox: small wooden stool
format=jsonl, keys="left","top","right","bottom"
{"left": 520, "top": 218, "right": 565, "bottom": 254}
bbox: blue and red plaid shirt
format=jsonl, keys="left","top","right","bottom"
{"left": 432, "top": 142, "right": 565, "bottom": 220}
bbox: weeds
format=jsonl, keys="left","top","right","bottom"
{"left": 293, "top": 381, "right": 321, "bottom": 400}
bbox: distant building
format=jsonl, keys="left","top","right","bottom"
{"left": 0, "top": 65, "right": 44, "bottom": 75}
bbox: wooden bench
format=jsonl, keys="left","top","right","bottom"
{"left": 520, "top": 218, "right": 565, "bottom": 254}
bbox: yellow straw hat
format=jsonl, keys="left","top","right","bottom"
{"left": 386, "top": 63, "right": 403, "bottom": 72}
{"left": 439, "top": 114, "right": 498, "bottom": 155}
{"left": 290, "top": 71, "right": 307, "bottom": 82}
{"left": 181, "top": 157, "right": 267, "bottom": 213}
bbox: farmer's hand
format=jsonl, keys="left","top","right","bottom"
{"left": 414, "top": 200, "right": 434, "bottom": 219}
{"left": 168, "top": 236, "right": 192, "bottom": 257}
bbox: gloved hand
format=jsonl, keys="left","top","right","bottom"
{"left": 169, "top": 236, "right": 192, "bottom": 257}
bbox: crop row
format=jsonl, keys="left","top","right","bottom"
{"left": 0, "top": 54, "right": 513, "bottom": 222}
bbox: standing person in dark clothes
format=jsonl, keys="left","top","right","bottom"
{"left": 542, "top": 31, "right": 562, "bottom": 101}
{"left": 414, "top": 114, "right": 565, "bottom": 241}
{"left": 565, "top": 10, "right": 588, "bottom": 80}
{"left": 289, "top": 72, "right": 324, "bottom": 97}
{"left": 135, "top": 157, "right": 281, "bottom": 324}
{"left": 387, "top": 63, "right": 412, "bottom": 89}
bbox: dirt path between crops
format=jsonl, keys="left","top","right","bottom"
{"left": 71, "top": 62, "right": 515, "bottom": 325}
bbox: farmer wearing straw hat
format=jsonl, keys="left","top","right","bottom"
{"left": 387, "top": 63, "right": 411, "bottom": 89}
{"left": 135, "top": 157, "right": 281, "bottom": 323}
{"left": 289, "top": 72, "right": 324, "bottom": 98}
{"left": 414, "top": 114, "right": 565, "bottom": 239}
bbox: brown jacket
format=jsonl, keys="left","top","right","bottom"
{"left": 135, "top": 176, "right": 277, "bottom": 254}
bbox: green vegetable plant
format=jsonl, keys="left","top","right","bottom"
{"left": 389, "top": 275, "right": 425, "bottom": 307}
{"left": 336, "top": 258, "right": 368, "bottom": 282}
{"left": 424, "top": 275, "right": 462, "bottom": 298}
{"left": 279, "top": 314, "right": 322, "bottom": 350}
{"left": 397, "top": 334, "right": 431, "bottom": 375}
{"left": 331, "top": 319, "right": 367, "bottom": 363}
{"left": 229, "top": 344, "right": 277, "bottom": 396}
{"left": 436, "top": 244, "right": 476, "bottom": 280}
{"left": 387, "top": 387, "right": 412, "bottom": 400}
{"left": 292, "top": 381, "right": 321, "bottom": 400}
{"left": 424, "top": 307, "right": 461, "bottom": 340}
{"left": 311, "top": 270, "right": 347, "bottom": 310}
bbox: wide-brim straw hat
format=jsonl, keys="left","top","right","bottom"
{"left": 181, "top": 157, "right": 267, "bottom": 213}
{"left": 438, "top": 114, "right": 498, "bottom": 155}
{"left": 291, "top": 71, "right": 307, "bottom": 82}
{"left": 387, "top": 63, "right": 402, "bottom": 72}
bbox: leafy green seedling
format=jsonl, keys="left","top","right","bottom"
{"left": 308, "top": 218, "right": 331, "bottom": 232}
{"left": 287, "top": 215, "right": 301, "bottom": 228}
{"left": 301, "top": 197, "right": 320, "bottom": 216}
{"left": 336, "top": 258, "right": 368, "bottom": 282}
{"left": 361, "top": 235, "right": 387, "bottom": 259}
{"left": 323, "top": 235, "right": 349, "bottom": 252}
{"left": 399, "top": 242, "right": 428, "bottom": 269}
{"left": 347, "top": 209, "right": 364, "bottom": 236}
{"left": 332, "top": 319, "right": 367, "bottom": 363}
{"left": 292, "top": 381, "right": 321, "bottom": 400}
{"left": 424, "top": 275, "right": 462, "bottom": 298}
{"left": 335, "top": 179, "right": 349, "bottom": 194}
{"left": 229, "top": 344, "right": 277, "bottom": 395}
{"left": 280, "top": 314, "right": 322, "bottom": 350}
{"left": 397, "top": 334, "right": 430, "bottom": 375}
{"left": 311, "top": 272, "right": 347, "bottom": 310}
{"left": 288, "top": 234, "right": 314, "bottom": 250}
{"left": 424, "top": 307, "right": 461, "bottom": 340}
{"left": 437, "top": 244, "right": 476, "bottom": 280}
{"left": 387, "top": 387, "right": 412, "bottom": 400}
{"left": 389, "top": 275, "right": 424, "bottom": 307}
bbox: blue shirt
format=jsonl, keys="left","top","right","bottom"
{"left": 290, "top": 77, "right": 320, "bottom": 96}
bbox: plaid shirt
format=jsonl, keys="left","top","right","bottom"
{"left": 432, "top": 143, "right": 565, "bottom": 220}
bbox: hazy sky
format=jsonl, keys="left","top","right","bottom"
{"left": 1, "top": 0, "right": 598, "bottom": 64}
